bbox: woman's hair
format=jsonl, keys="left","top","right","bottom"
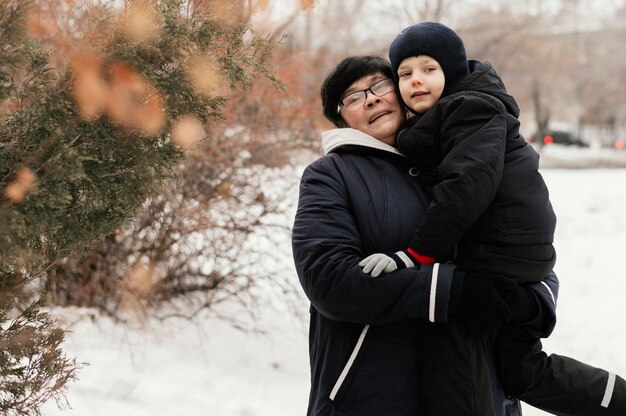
{"left": 320, "top": 55, "right": 393, "bottom": 127}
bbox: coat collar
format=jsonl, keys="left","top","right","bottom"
{"left": 321, "top": 128, "right": 405, "bottom": 157}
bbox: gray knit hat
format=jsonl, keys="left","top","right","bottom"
{"left": 389, "top": 22, "right": 469, "bottom": 100}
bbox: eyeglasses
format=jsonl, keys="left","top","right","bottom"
{"left": 337, "top": 78, "right": 395, "bottom": 113}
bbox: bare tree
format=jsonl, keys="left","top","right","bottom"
{"left": 376, "top": 0, "right": 451, "bottom": 25}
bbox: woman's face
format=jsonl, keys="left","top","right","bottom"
{"left": 338, "top": 72, "right": 405, "bottom": 146}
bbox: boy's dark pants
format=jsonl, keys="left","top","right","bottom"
{"left": 417, "top": 243, "right": 626, "bottom": 416}
{"left": 495, "top": 325, "right": 626, "bottom": 416}
{"left": 418, "top": 323, "right": 626, "bottom": 416}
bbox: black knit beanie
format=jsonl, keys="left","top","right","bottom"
{"left": 389, "top": 22, "right": 469, "bottom": 100}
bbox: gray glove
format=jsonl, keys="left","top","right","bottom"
{"left": 359, "top": 252, "right": 415, "bottom": 277}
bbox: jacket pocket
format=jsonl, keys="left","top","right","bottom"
{"left": 329, "top": 324, "right": 369, "bottom": 403}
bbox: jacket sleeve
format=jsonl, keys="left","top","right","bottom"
{"left": 520, "top": 271, "right": 560, "bottom": 338}
{"left": 409, "top": 94, "right": 509, "bottom": 260}
{"left": 292, "top": 157, "right": 462, "bottom": 325}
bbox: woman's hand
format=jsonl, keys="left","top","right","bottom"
{"left": 359, "top": 253, "right": 400, "bottom": 277}
{"left": 359, "top": 251, "right": 423, "bottom": 277}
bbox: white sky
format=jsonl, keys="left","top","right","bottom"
{"left": 250, "top": 0, "right": 626, "bottom": 53}
{"left": 256, "top": 0, "right": 625, "bottom": 41}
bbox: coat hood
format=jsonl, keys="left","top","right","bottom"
{"left": 321, "top": 128, "right": 405, "bottom": 157}
{"left": 453, "top": 60, "right": 521, "bottom": 118}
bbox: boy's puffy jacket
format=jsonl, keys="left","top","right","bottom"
{"left": 398, "top": 61, "right": 557, "bottom": 260}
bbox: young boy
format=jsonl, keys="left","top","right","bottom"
{"left": 360, "top": 22, "right": 625, "bottom": 415}
{"left": 364, "top": 21, "right": 556, "bottom": 281}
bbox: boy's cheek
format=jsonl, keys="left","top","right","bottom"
{"left": 397, "top": 80, "right": 408, "bottom": 93}
{"left": 399, "top": 86, "right": 412, "bottom": 103}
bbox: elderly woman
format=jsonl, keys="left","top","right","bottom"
{"left": 292, "top": 55, "right": 626, "bottom": 416}
{"left": 291, "top": 55, "right": 559, "bottom": 416}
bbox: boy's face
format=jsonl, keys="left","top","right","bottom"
{"left": 397, "top": 55, "right": 445, "bottom": 114}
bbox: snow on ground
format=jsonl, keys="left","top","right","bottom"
{"left": 538, "top": 144, "right": 626, "bottom": 169}
{"left": 43, "top": 154, "right": 626, "bottom": 416}
{"left": 521, "top": 168, "right": 626, "bottom": 416}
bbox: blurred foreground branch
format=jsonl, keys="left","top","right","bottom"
{"left": 0, "top": 0, "right": 283, "bottom": 413}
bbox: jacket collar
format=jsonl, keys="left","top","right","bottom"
{"left": 321, "top": 128, "right": 405, "bottom": 157}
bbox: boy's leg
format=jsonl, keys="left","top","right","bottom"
{"left": 417, "top": 320, "right": 496, "bottom": 416}
{"left": 494, "top": 325, "right": 626, "bottom": 415}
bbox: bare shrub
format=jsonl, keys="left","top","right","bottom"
{"left": 45, "top": 132, "right": 303, "bottom": 326}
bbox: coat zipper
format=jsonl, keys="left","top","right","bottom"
{"left": 329, "top": 324, "right": 370, "bottom": 401}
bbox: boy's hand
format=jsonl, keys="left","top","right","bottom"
{"left": 456, "top": 273, "right": 513, "bottom": 333}
{"left": 359, "top": 251, "right": 417, "bottom": 277}
{"left": 491, "top": 278, "right": 539, "bottom": 323}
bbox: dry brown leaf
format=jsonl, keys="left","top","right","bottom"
{"left": 171, "top": 115, "right": 206, "bottom": 148}
{"left": 120, "top": 0, "right": 161, "bottom": 43}
{"left": 73, "top": 73, "right": 108, "bottom": 120}
{"left": 4, "top": 167, "right": 37, "bottom": 202}
{"left": 71, "top": 52, "right": 108, "bottom": 119}
{"left": 70, "top": 51, "right": 102, "bottom": 74}
{"left": 136, "top": 93, "right": 166, "bottom": 135}
{"left": 109, "top": 63, "right": 149, "bottom": 95}
{"left": 208, "top": 0, "right": 240, "bottom": 23}
{"left": 299, "top": 0, "right": 315, "bottom": 10}
{"left": 123, "top": 262, "right": 157, "bottom": 299}
{"left": 187, "top": 54, "right": 225, "bottom": 96}
{"left": 255, "top": 0, "right": 270, "bottom": 12}
{"left": 106, "top": 63, "right": 165, "bottom": 135}
{"left": 24, "top": 9, "right": 59, "bottom": 39}
{"left": 106, "top": 82, "right": 136, "bottom": 127}
{"left": 0, "top": 98, "right": 21, "bottom": 115}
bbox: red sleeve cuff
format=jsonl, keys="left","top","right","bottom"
{"left": 406, "top": 247, "right": 436, "bottom": 265}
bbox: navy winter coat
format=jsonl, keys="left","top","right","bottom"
{"left": 292, "top": 128, "right": 559, "bottom": 416}
{"left": 397, "top": 61, "right": 557, "bottom": 260}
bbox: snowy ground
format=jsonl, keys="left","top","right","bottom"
{"left": 43, "top": 149, "right": 626, "bottom": 416}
